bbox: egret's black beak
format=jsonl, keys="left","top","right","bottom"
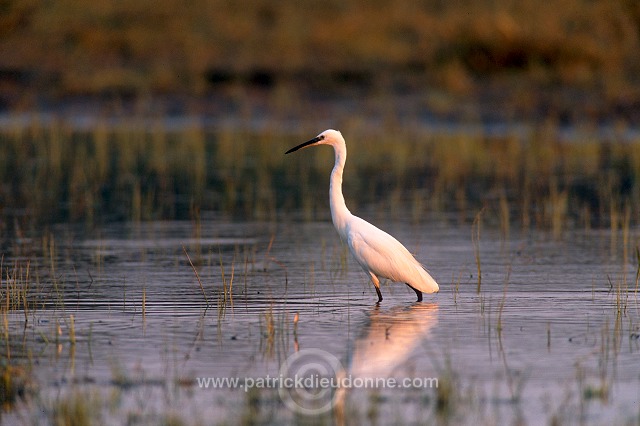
{"left": 285, "top": 135, "right": 324, "bottom": 154}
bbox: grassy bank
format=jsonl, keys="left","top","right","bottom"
{"left": 0, "top": 119, "right": 638, "bottom": 235}
{"left": 1, "top": 0, "right": 639, "bottom": 116}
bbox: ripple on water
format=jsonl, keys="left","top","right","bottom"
{"left": 3, "top": 220, "right": 637, "bottom": 425}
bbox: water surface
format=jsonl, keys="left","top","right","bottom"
{"left": 2, "top": 218, "right": 638, "bottom": 424}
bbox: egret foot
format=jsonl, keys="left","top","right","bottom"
{"left": 407, "top": 284, "right": 423, "bottom": 302}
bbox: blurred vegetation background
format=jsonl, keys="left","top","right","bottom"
{"left": 1, "top": 0, "right": 640, "bottom": 233}
{"left": 1, "top": 0, "right": 639, "bottom": 120}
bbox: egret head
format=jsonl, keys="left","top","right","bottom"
{"left": 285, "top": 129, "right": 344, "bottom": 154}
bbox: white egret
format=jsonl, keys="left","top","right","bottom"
{"left": 285, "top": 129, "right": 439, "bottom": 302}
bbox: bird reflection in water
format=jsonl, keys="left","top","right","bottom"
{"left": 334, "top": 303, "right": 439, "bottom": 419}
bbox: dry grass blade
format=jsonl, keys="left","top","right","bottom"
{"left": 183, "top": 245, "right": 209, "bottom": 306}
{"left": 472, "top": 209, "right": 484, "bottom": 294}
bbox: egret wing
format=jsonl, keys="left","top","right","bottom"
{"left": 347, "top": 217, "right": 416, "bottom": 281}
{"left": 347, "top": 216, "right": 439, "bottom": 293}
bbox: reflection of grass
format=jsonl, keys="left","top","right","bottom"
{"left": 2, "top": 123, "right": 639, "bottom": 235}
{"left": 259, "top": 304, "right": 290, "bottom": 359}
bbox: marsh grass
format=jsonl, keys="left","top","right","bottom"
{"left": 183, "top": 245, "right": 209, "bottom": 306}
{"left": 635, "top": 247, "right": 640, "bottom": 298}
{"left": 452, "top": 271, "right": 462, "bottom": 305}
{"left": 259, "top": 305, "right": 290, "bottom": 360}
{"left": 432, "top": 354, "right": 459, "bottom": 418}
{"left": 2, "top": 0, "right": 640, "bottom": 108}
{"left": 0, "top": 117, "right": 639, "bottom": 424}
{"left": 472, "top": 210, "right": 483, "bottom": 294}
{"left": 1, "top": 121, "right": 639, "bottom": 235}
{"left": 0, "top": 255, "right": 58, "bottom": 411}
{"left": 1, "top": 258, "right": 31, "bottom": 321}
{"left": 496, "top": 265, "right": 511, "bottom": 336}
{"left": 50, "top": 389, "right": 104, "bottom": 426}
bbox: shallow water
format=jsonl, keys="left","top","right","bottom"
{"left": 2, "top": 218, "right": 639, "bottom": 425}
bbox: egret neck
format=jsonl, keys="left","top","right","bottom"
{"left": 329, "top": 141, "right": 351, "bottom": 241}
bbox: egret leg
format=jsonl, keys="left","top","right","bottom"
{"left": 406, "top": 284, "right": 423, "bottom": 302}
{"left": 369, "top": 273, "right": 383, "bottom": 303}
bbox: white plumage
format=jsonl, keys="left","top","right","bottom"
{"left": 285, "top": 129, "right": 439, "bottom": 302}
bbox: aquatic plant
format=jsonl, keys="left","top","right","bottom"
{"left": 472, "top": 210, "right": 483, "bottom": 294}
{"left": 50, "top": 389, "right": 104, "bottom": 426}
{"left": 1, "top": 121, "right": 639, "bottom": 235}
{"left": 183, "top": 245, "right": 209, "bottom": 306}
